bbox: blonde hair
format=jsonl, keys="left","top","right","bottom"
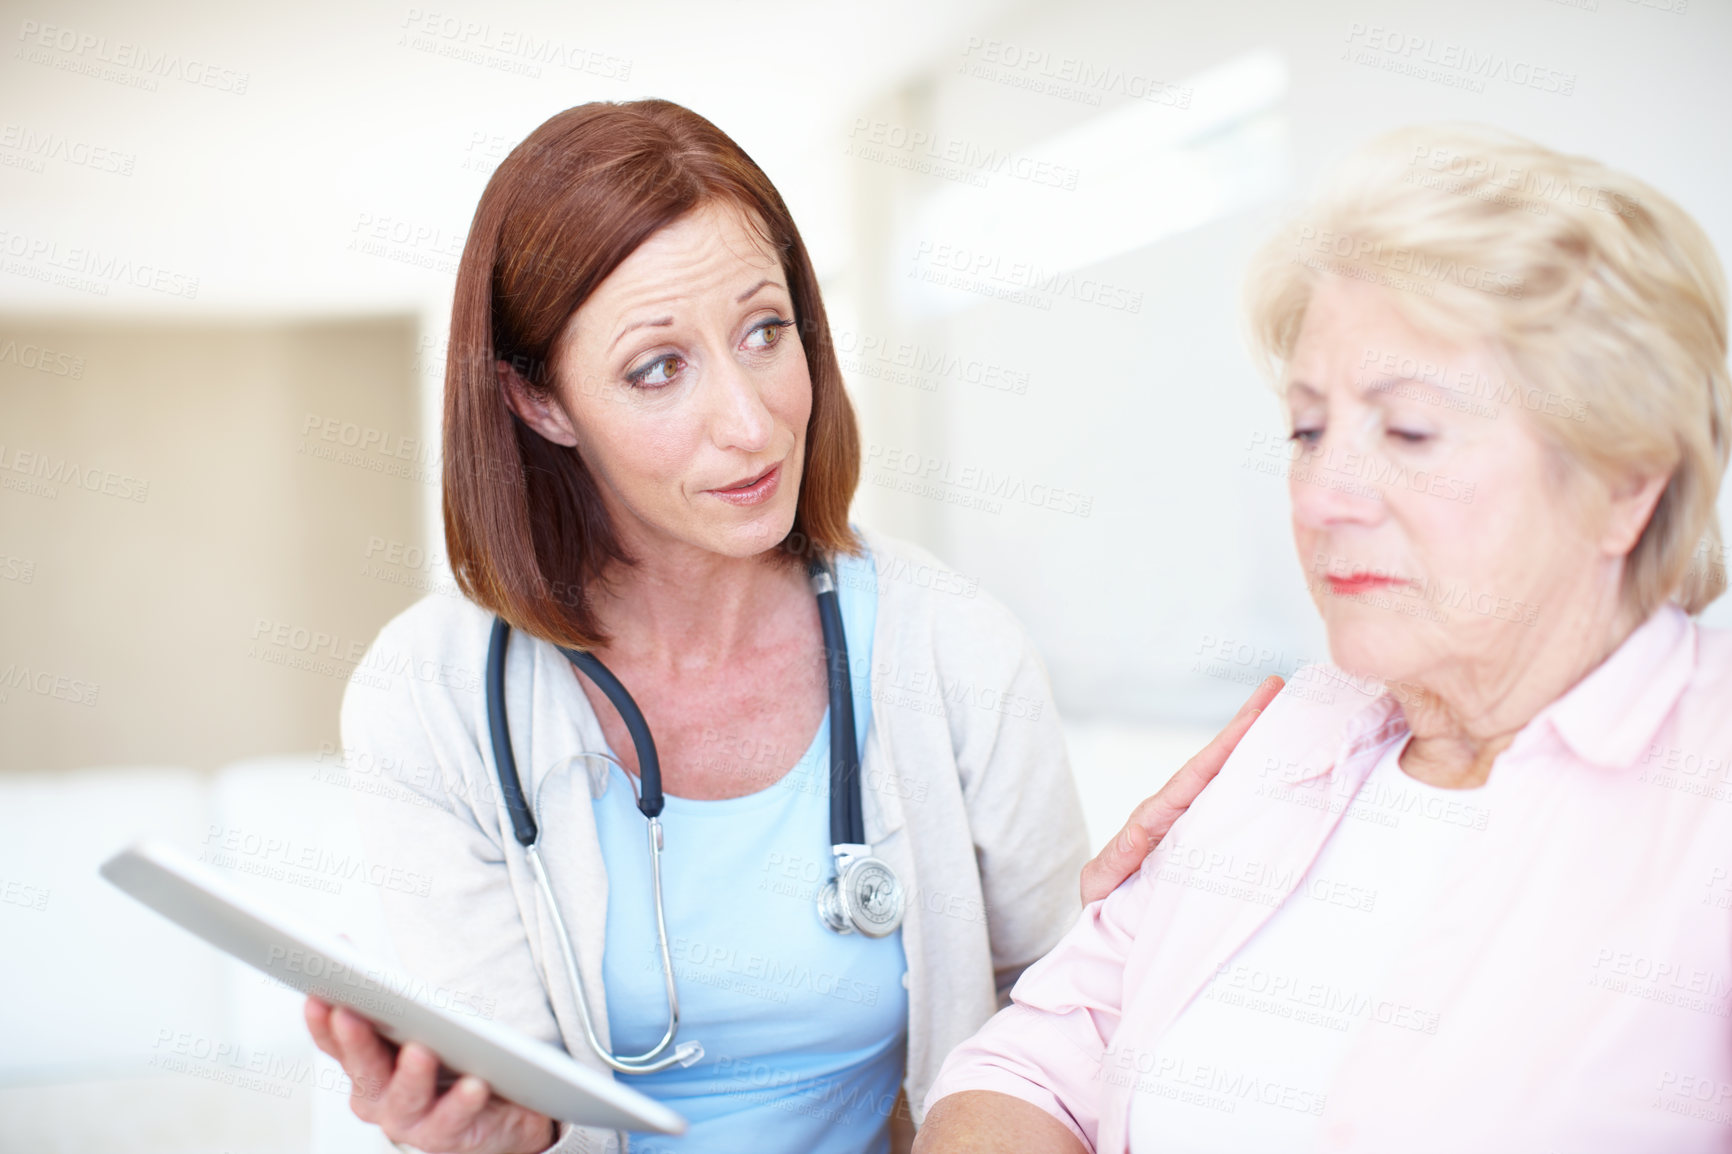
{"left": 1245, "top": 123, "right": 1730, "bottom": 615}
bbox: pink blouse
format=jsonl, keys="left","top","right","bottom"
{"left": 926, "top": 605, "right": 1732, "bottom": 1152}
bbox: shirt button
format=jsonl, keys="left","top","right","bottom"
{"left": 901, "top": 972, "right": 911, "bottom": 988}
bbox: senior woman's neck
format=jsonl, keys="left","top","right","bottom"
{"left": 1392, "top": 589, "right": 1652, "bottom": 790}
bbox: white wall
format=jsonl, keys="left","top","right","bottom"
{"left": 4, "top": 0, "right": 1728, "bottom": 739}
{"left": 835, "top": 0, "right": 1732, "bottom": 724}
{"left": 0, "top": 0, "right": 1020, "bottom": 554}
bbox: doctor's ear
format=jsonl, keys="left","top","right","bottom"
{"left": 497, "top": 358, "right": 580, "bottom": 448}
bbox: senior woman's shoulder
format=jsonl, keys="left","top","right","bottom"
{"left": 1214, "top": 662, "right": 1396, "bottom": 785}
{"left": 1681, "top": 616, "right": 1732, "bottom": 714}
{"left": 1690, "top": 617, "right": 1732, "bottom": 666}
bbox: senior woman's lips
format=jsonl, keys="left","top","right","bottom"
{"left": 1325, "top": 571, "right": 1408, "bottom": 596}
{"left": 707, "top": 462, "right": 781, "bottom": 507}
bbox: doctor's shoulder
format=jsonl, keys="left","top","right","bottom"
{"left": 855, "top": 528, "right": 1067, "bottom": 821}
{"left": 342, "top": 591, "right": 495, "bottom": 706}
{"left": 336, "top": 592, "right": 498, "bottom": 785}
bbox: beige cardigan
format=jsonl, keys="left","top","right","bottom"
{"left": 340, "top": 530, "right": 1088, "bottom": 1152}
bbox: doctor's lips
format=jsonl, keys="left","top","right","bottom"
{"left": 707, "top": 462, "right": 781, "bottom": 507}
{"left": 1323, "top": 570, "right": 1410, "bottom": 596}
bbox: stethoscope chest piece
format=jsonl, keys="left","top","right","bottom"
{"left": 818, "top": 844, "right": 906, "bottom": 938}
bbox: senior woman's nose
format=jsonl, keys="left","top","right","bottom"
{"left": 1288, "top": 440, "right": 1386, "bottom": 528}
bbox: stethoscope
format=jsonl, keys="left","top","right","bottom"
{"left": 483, "top": 558, "right": 906, "bottom": 1076}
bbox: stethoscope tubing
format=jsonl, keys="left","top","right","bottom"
{"left": 481, "top": 556, "right": 877, "bottom": 1075}
{"left": 488, "top": 617, "right": 693, "bottom": 1073}
{"left": 813, "top": 566, "right": 866, "bottom": 848}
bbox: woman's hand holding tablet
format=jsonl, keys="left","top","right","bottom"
{"left": 98, "top": 841, "right": 686, "bottom": 1147}
{"left": 304, "top": 995, "right": 557, "bottom": 1154}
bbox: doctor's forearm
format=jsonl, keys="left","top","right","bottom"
{"left": 913, "top": 1092, "right": 1088, "bottom": 1154}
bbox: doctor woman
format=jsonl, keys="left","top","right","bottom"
{"left": 302, "top": 99, "right": 1279, "bottom": 1154}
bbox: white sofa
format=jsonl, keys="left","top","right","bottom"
{"left": 0, "top": 721, "right": 1206, "bottom": 1152}
{"left": 0, "top": 756, "right": 399, "bottom": 1154}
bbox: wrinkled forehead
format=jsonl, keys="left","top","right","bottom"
{"left": 1282, "top": 277, "right": 1496, "bottom": 401}
{"left": 602, "top": 201, "right": 782, "bottom": 298}
{"left": 561, "top": 201, "right": 791, "bottom": 354}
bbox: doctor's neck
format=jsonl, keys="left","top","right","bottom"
{"left": 586, "top": 529, "right": 813, "bottom": 668}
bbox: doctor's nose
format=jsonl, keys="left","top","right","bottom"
{"left": 705, "top": 361, "right": 775, "bottom": 454}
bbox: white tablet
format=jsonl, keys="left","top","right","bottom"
{"left": 100, "top": 840, "right": 686, "bottom": 1136}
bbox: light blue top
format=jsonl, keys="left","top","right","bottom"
{"left": 591, "top": 549, "right": 908, "bottom": 1154}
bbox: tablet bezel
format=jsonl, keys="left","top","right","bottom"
{"left": 100, "top": 840, "right": 686, "bottom": 1135}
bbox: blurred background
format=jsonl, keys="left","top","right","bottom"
{"left": 2, "top": 0, "right": 1726, "bottom": 1148}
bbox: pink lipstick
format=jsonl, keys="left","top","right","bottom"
{"left": 1325, "top": 571, "right": 1405, "bottom": 596}
{"left": 708, "top": 462, "right": 781, "bottom": 507}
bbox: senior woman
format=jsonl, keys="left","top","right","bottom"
{"left": 917, "top": 124, "right": 1732, "bottom": 1153}
{"left": 298, "top": 100, "right": 1275, "bottom": 1154}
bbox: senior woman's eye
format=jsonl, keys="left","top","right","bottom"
{"left": 626, "top": 353, "right": 683, "bottom": 388}
{"left": 1387, "top": 427, "right": 1432, "bottom": 444}
{"left": 1289, "top": 427, "right": 1323, "bottom": 448}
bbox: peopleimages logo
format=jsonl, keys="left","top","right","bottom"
{"left": 866, "top": 442, "right": 1094, "bottom": 519}
{"left": 0, "top": 228, "right": 199, "bottom": 300}
{"left": 910, "top": 239, "right": 1144, "bottom": 314}
{"left": 846, "top": 118, "right": 1081, "bottom": 191}
{"left": 832, "top": 329, "right": 1030, "bottom": 396}
{"left": 958, "top": 36, "right": 1194, "bottom": 109}
{"left": 0, "top": 442, "right": 149, "bottom": 502}
{"left": 1340, "top": 22, "right": 1576, "bottom": 97}
{"left": 0, "top": 123, "right": 136, "bottom": 175}
{"left": 1405, "top": 145, "right": 1640, "bottom": 220}
{"left": 15, "top": 19, "right": 250, "bottom": 94}
{"left": 0, "top": 338, "right": 85, "bottom": 378}
{"left": 1292, "top": 226, "right": 1524, "bottom": 298}
{"left": 0, "top": 661, "right": 100, "bottom": 707}
{"left": 397, "top": 8, "right": 631, "bottom": 81}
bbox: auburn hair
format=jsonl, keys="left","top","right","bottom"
{"left": 443, "top": 100, "right": 861, "bottom": 649}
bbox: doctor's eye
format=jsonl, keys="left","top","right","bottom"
{"left": 743, "top": 317, "right": 794, "bottom": 351}
{"left": 627, "top": 353, "right": 684, "bottom": 389}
